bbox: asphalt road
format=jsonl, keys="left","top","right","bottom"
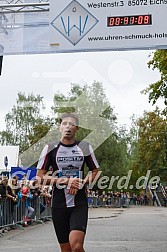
{"left": 1, "top": 206, "right": 167, "bottom": 252}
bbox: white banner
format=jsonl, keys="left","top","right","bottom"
{"left": 49, "top": 0, "right": 167, "bottom": 52}
{"left": 1, "top": 0, "right": 167, "bottom": 55}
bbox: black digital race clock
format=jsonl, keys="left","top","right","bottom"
{"left": 107, "top": 14, "right": 152, "bottom": 27}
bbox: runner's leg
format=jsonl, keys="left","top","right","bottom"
{"left": 69, "top": 205, "right": 88, "bottom": 252}
{"left": 52, "top": 208, "right": 72, "bottom": 251}
{"left": 69, "top": 230, "right": 85, "bottom": 252}
{"left": 60, "top": 242, "right": 72, "bottom": 252}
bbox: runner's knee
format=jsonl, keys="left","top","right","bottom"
{"left": 70, "top": 241, "right": 84, "bottom": 252}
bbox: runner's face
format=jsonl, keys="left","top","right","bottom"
{"left": 60, "top": 117, "right": 78, "bottom": 140}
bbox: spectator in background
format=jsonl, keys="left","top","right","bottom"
{"left": 152, "top": 193, "right": 156, "bottom": 206}
{"left": 0, "top": 177, "right": 8, "bottom": 228}
{"left": 6, "top": 178, "right": 20, "bottom": 223}
{"left": 31, "top": 181, "right": 46, "bottom": 215}
{"left": 144, "top": 194, "right": 149, "bottom": 205}
{"left": 22, "top": 185, "right": 34, "bottom": 222}
{"left": 21, "top": 173, "right": 29, "bottom": 186}
{"left": 0, "top": 176, "right": 7, "bottom": 201}
{"left": 41, "top": 186, "right": 52, "bottom": 209}
{"left": 0, "top": 177, "right": 9, "bottom": 230}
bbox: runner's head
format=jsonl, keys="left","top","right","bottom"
{"left": 59, "top": 112, "right": 79, "bottom": 126}
{"left": 59, "top": 112, "right": 79, "bottom": 142}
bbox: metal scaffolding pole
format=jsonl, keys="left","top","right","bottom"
{"left": 0, "top": 1, "right": 49, "bottom": 34}
{"left": 0, "top": 1, "right": 49, "bottom": 14}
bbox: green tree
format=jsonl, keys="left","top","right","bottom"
{"left": 126, "top": 115, "right": 141, "bottom": 187}
{"left": 142, "top": 50, "right": 167, "bottom": 113}
{"left": 136, "top": 108, "right": 167, "bottom": 181}
{"left": 0, "top": 92, "right": 49, "bottom": 153}
{"left": 20, "top": 123, "right": 58, "bottom": 167}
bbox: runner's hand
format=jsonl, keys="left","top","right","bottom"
{"left": 67, "top": 188, "right": 78, "bottom": 195}
{"left": 68, "top": 178, "right": 83, "bottom": 190}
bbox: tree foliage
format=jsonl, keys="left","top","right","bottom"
{"left": 129, "top": 108, "right": 167, "bottom": 183}
{"left": 142, "top": 50, "right": 167, "bottom": 113}
{"left": 0, "top": 92, "right": 50, "bottom": 153}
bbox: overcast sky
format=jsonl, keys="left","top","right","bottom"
{"left": 0, "top": 50, "right": 164, "bottom": 131}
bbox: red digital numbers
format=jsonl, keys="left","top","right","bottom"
{"left": 107, "top": 15, "right": 152, "bottom": 27}
{"left": 143, "top": 15, "right": 150, "bottom": 24}
{"left": 108, "top": 17, "right": 115, "bottom": 26}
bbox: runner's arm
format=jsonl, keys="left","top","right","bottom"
{"left": 36, "top": 169, "right": 70, "bottom": 187}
